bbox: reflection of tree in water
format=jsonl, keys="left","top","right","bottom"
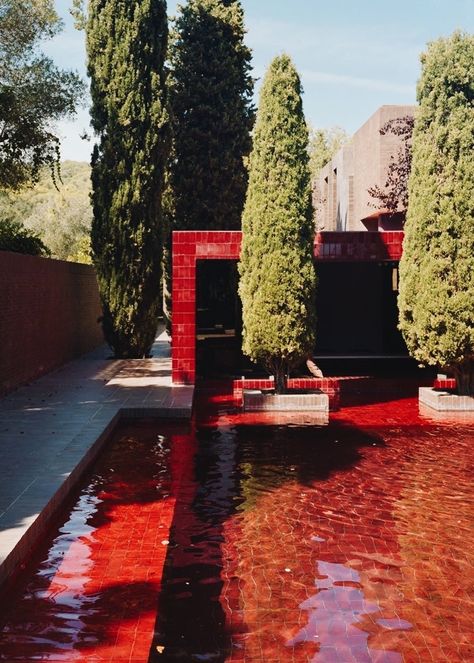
{"left": 219, "top": 422, "right": 395, "bottom": 662}
{"left": 390, "top": 425, "right": 474, "bottom": 662}
{"left": 150, "top": 426, "right": 242, "bottom": 661}
{"left": 150, "top": 421, "right": 383, "bottom": 661}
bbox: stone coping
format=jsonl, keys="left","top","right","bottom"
{"left": 419, "top": 386, "right": 474, "bottom": 412}
{"left": 243, "top": 389, "right": 329, "bottom": 413}
{"left": 0, "top": 328, "right": 194, "bottom": 592}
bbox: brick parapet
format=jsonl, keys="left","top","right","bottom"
{"left": 0, "top": 251, "right": 103, "bottom": 395}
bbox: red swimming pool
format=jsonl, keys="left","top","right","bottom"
{"left": 0, "top": 386, "right": 473, "bottom": 662}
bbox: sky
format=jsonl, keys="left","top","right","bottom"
{"left": 45, "top": 0, "right": 474, "bottom": 162}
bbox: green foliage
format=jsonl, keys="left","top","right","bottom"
{"left": 0, "top": 161, "right": 92, "bottom": 260}
{"left": 67, "top": 235, "right": 92, "bottom": 264}
{"left": 0, "top": 0, "right": 84, "bottom": 189}
{"left": 70, "top": 0, "right": 86, "bottom": 30}
{"left": 398, "top": 32, "right": 474, "bottom": 395}
{"left": 238, "top": 55, "right": 317, "bottom": 393}
{"left": 0, "top": 217, "right": 50, "bottom": 256}
{"left": 168, "top": 0, "right": 254, "bottom": 230}
{"left": 87, "top": 0, "right": 171, "bottom": 358}
{"left": 162, "top": 0, "right": 254, "bottom": 330}
{"left": 309, "top": 126, "right": 349, "bottom": 229}
{"left": 308, "top": 126, "right": 349, "bottom": 180}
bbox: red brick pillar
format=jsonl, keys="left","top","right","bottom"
{"left": 171, "top": 232, "right": 197, "bottom": 384}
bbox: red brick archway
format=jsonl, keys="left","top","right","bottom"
{"left": 171, "top": 230, "right": 403, "bottom": 384}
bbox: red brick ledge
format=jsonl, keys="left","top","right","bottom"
{"left": 233, "top": 378, "right": 342, "bottom": 410}
{"left": 433, "top": 378, "right": 456, "bottom": 391}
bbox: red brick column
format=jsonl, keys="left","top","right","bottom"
{"left": 171, "top": 232, "right": 197, "bottom": 384}
{"left": 171, "top": 231, "right": 242, "bottom": 384}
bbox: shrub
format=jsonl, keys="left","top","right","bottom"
{"left": 0, "top": 217, "right": 50, "bottom": 256}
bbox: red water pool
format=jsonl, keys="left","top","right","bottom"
{"left": 0, "top": 386, "right": 473, "bottom": 662}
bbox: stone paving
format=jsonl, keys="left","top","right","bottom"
{"left": 0, "top": 327, "right": 194, "bottom": 589}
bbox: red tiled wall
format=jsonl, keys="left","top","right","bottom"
{"left": 314, "top": 231, "right": 403, "bottom": 261}
{"left": 433, "top": 378, "right": 456, "bottom": 391}
{"left": 0, "top": 251, "right": 103, "bottom": 395}
{"left": 233, "top": 375, "right": 432, "bottom": 411}
{"left": 172, "top": 230, "right": 404, "bottom": 385}
{"left": 172, "top": 231, "right": 242, "bottom": 384}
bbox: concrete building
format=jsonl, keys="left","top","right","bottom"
{"left": 315, "top": 105, "right": 416, "bottom": 232}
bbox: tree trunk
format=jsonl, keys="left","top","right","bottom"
{"left": 451, "top": 359, "right": 474, "bottom": 396}
{"left": 274, "top": 363, "right": 287, "bottom": 394}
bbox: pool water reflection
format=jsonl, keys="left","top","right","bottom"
{"left": 0, "top": 386, "right": 473, "bottom": 662}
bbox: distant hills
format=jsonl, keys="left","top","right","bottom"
{"left": 0, "top": 161, "right": 92, "bottom": 263}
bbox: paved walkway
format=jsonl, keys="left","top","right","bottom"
{"left": 0, "top": 328, "right": 194, "bottom": 588}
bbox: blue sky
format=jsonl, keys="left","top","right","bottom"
{"left": 46, "top": 0, "right": 474, "bottom": 162}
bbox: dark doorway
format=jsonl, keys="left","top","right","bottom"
{"left": 196, "top": 260, "right": 248, "bottom": 378}
{"left": 196, "top": 260, "right": 410, "bottom": 380}
{"left": 315, "top": 262, "right": 408, "bottom": 356}
{"left": 196, "top": 260, "right": 238, "bottom": 332}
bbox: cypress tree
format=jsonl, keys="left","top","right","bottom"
{"left": 87, "top": 0, "right": 170, "bottom": 357}
{"left": 238, "top": 55, "right": 317, "bottom": 393}
{"left": 162, "top": 0, "right": 254, "bottom": 329}
{"left": 398, "top": 32, "right": 474, "bottom": 395}
{"left": 168, "top": 0, "right": 254, "bottom": 231}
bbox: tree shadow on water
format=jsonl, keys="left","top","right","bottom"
{"left": 149, "top": 418, "right": 385, "bottom": 662}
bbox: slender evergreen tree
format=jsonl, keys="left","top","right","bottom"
{"left": 238, "top": 55, "right": 317, "bottom": 393}
{"left": 168, "top": 0, "right": 254, "bottom": 231}
{"left": 399, "top": 32, "right": 474, "bottom": 395}
{"left": 87, "top": 0, "right": 170, "bottom": 357}
{"left": 162, "top": 0, "right": 254, "bottom": 328}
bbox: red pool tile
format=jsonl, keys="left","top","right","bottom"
{"left": 0, "top": 422, "right": 191, "bottom": 663}
{"left": 1, "top": 387, "right": 473, "bottom": 662}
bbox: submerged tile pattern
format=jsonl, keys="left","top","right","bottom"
{"left": 0, "top": 422, "right": 191, "bottom": 663}
{"left": 1, "top": 385, "right": 473, "bottom": 662}
{"left": 171, "top": 230, "right": 404, "bottom": 385}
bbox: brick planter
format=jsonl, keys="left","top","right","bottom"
{"left": 419, "top": 387, "right": 474, "bottom": 411}
{"left": 234, "top": 378, "right": 340, "bottom": 409}
{"left": 243, "top": 389, "right": 329, "bottom": 412}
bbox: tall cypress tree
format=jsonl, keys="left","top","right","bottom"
{"left": 238, "top": 55, "right": 317, "bottom": 393}
{"left": 163, "top": 0, "right": 254, "bottom": 329}
{"left": 87, "top": 0, "right": 170, "bottom": 357}
{"left": 168, "top": 0, "right": 254, "bottom": 231}
{"left": 398, "top": 32, "right": 474, "bottom": 395}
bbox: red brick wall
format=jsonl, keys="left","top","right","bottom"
{"left": 0, "top": 251, "right": 103, "bottom": 395}
{"left": 171, "top": 230, "right": 404, "bottom": 384}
